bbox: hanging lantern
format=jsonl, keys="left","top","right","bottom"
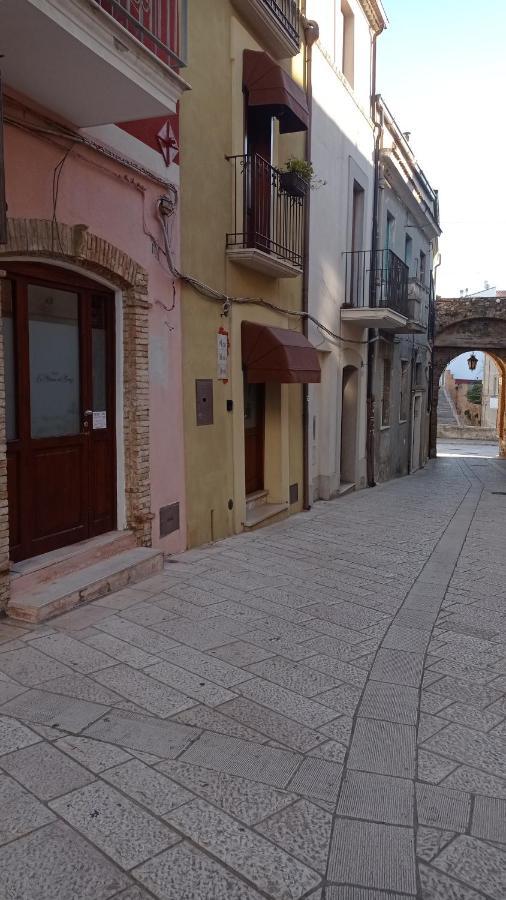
{"left": 467, "top": 353, "right": 478, "bottom": 372}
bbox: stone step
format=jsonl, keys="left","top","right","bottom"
{"left": 338, "top": 482, "right": 356, "bottom": 497}
{"left": 245, "top": 489, "right": 269, "bottom": 512}
{"left": 244, "top": 502, "right": 289, "bottom": 530}
{"left": 11, "top": 530, "right": 137, "bottom": 598}
{"left": 7, "top": 547, "right": 164, "bottom": 624}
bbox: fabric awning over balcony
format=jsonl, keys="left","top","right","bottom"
{"left": 242, "top": 322, "right": 321, "bottom": 383}
{"left": 243, "top": 50, "right": 309, "bottom": 134}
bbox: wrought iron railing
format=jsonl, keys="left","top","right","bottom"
{"left": 343, "top": 249, "right": 409, "bottom": 317}
{"left": 226, "top": 154, "right": 305, "bottom": 270}
{"left": 93, "top": 0, "right": 186, "bottom": 68}
{"left": 261, "top": 0, "right": 300, "bottom": 46}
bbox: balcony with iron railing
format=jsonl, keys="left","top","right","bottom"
{"left": 1, "top": 0, "right": 188, "bottom": 128}
{"left": 226, "top": 153, "right": 305, "bottom": 278}
{"left": 232, "top": 0, "right": 301, "bottom": 59}
{"left": 341, "top": 249, "right": 419, "bottom": 331}
{"left": 93, "top": 0, "right": 186, "bottom": 69}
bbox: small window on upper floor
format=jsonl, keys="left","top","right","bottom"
{"left": 419, "top": 251, "right": 427, "bottom": 285}
{"left": 342, "top": 0, "right": 355, "bottom": 88}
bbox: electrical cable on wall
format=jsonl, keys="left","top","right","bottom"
{"left": 156, "top": 197, "right": 370, "bottom": 347}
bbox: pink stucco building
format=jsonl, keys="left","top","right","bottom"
{"left": 0, "top": 0, "right": 189, "bottom": 617}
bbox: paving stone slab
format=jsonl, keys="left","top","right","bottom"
{"left": 0, "top": 645, "right": 74, "bottom": 685}
{"left": 95, "top": 616, "right": 180, "bottom": 655}
{"left": 238, "top": 628, "right": 318, "bottom": 660}
{"left": 319, "top": 715, "right": 354, "bottom": 745}
{"left": 288, "top": 756, "right": 343, "bottom": 801}
{"left": 431, "top": 834, "right": 506, "bottom": 898}
{"left": 166, "top": 797, "right": 321, "bottom": 897}
{"left": 84, "top": 632, "right": 161, "bottom": 669}
{"left": 416, "top": 782, "right": 471, "bottom": 832}
{"left": 425, "top": 675, "right": 502, "bottom": 708}
{"left": 84, "top": 710, "right": 198, "bottom": 757}
{"left": 38, "top": 672, "right": 135, "bottom": 706}
{"left": 50, "top": 780, "right": 180, "bottom": 870}
{"left": 416, "top": 827, "right": 456, "bottom": 863}
{"left": 255, "top": 799, "right": 332, "bottom": 872}
{"left": 309, "top": 738, "right": 347, "bottom": 763}
{"left": 133, "top": 840, "right": 265, "bottom": 900}
{"left": 156, "top": 619, "right": 236, "bottom": 650}
{"left": 179, "top": 730, "right": 300, "bottom": 788}
{"left": 245, "top": 655, "right": 338, "bottom": 697}
{"left": 337, "top": 771, "right": 413, "bottom": 826}
{"left": 0, "top": 820, "right": 130, "bottom": 899}
{"left": 418, "top": 714, "right": 447, "bottom": 744}
{"left": 238, "top": 676, "right": 337, "bottom": 728}
{"left": 471, "top": 796, "right": 506, "bottom": 844}
{"left": 299, "top": 635, "right": 372, "bottom": 662}
{"left": 92, "top": 664, "right": 196, "bottom": 718}
{"left": 423, "top": 722, "right": 506, "bottom": 778}
{"left": 0, "top": 676, "right": 28, "bottom": 705}
{"left": 370, "top": 648, "right": 424, "bottom": 686}
{"left": 171, "top": 703, "right": 266, "bottom": 742}
{"left": 347, "top": 718, "right": 416, "bottom": 778}
{"left": 1, "top": 688, "right": 107, "bottom": 732}
{"left": 159, "top": 644, "right": 252, "bottom": 686}
{"left": 144, "top": 660, "right": 237, "bottom": 706}
{"left": 359, "top": 681, "right": 418, "bottom": 725}
{"left": 437, "top": 701, "right": 505, "bottom": 732}
{"left": 420, "top": 692, "right": 454, "bottom": 715}
{"left": 304, "top": 655, "right": 368, "bottom": 687}
{"left": 326, "top": 890, "right": 412, "bottom": 900}
{"left": 55, "top": 735, "right": 132, "bottom": 773}
{"left": 327, "top": 818, "right": 416, "bottom": 894}
{"left": 158, "top": 759, "right": 297, "bottom": 825}
{"left": 208, "top": 640, "right": 275, "bottom": 667}
{"left": 418, "top": 749, "right": 458, "bottom": 784}
{"left": 102, "top": 758, "right": 193, "bottom": 815}
{"left": 29, "top": 633, "right": 115, "bottom": 673}
{"left": 218, "top": 696, "right": 325, "bottom": 752}
{"left": 0, "top": 772, "right": 55, "bottom": 845}
{"left": 314, "top": 683, "right": 362, "bottom": 717}
{"left": 0, "top": 739, "right": 95, "bottom": 800}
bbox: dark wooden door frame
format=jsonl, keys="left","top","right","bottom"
{"left": 3, "top": 263, "right": 116, "bottom": 562}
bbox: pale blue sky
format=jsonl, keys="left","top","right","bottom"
{"left": 377, "top": 0, "right": 506, "bottom": 297}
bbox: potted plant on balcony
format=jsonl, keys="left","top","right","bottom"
{"left": 280, "top": 158, "right": 324, "bottom": 197}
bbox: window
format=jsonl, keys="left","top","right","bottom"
{"left": 419, "top": 251, "right": 426, "bottom": 284}
{"left": 415, "top": 362, "right": 423, "bottom": 386}
{"left": 381, "top": 358, "right": 391, "bottom": 426}
{"left": 400, "top": 360, "right": 410, "bottom": 422}
{"left": 341, "top": 1, "right": 355, "bottom": 88}
{"left": 404, "top": 235, "right": 413, "bottom": 274}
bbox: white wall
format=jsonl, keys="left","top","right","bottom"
{"left": 306, "top": 0, "right": 375, "bottom": 499}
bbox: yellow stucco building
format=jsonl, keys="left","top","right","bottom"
{"left": 179, "top": 1, "right": 320, "bottom": 548}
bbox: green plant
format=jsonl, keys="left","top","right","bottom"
{"left": 284, "top": 158, "right": 325, "bottom": 189}
{"left": 467, "top": 382, "right": 482, "bottom": 404}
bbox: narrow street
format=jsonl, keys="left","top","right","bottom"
{"left": 0, "top": 448, "right": 505, "bottom": 899}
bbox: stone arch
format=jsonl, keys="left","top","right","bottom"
{"left": 431, "top": 296, "right": 506, "bottom": 458}
{"left": 0, "top": 218, "right": 152, "bottom": 570}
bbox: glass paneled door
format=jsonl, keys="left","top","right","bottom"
{"left": 3, "top": 264, "right": 116, "bottom": 562}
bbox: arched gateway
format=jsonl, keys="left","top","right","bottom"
{"left": 430, "top": 297, "right": 506, "bottom": 457}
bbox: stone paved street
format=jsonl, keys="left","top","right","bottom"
{"left": 0, "top": 451, "right": 505, "bottom": 899}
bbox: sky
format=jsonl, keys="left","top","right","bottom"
{"left": 376, "top": 0, "right": 506, "bottom": 298}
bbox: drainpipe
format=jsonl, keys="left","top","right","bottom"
{"left": 301, "top": 18, "right": 319, "bottom": 510}
{"left": 367, "top": 81, "right": 381, "bottom": 488}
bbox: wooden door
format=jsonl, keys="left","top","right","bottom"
{"left": 244, "top": 381, "right": 265, "bottom": 495}
{"left": 246, "top": 107, "right": 273, "bottom": 254}
{"left": 3, "top": 265, "right": 116, "bottom": 562}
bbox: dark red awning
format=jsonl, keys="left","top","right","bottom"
{"left": 243, "top": 50, "right": 309, "bottom": 134}
{"left": 242, "top": 322, "right": 321, "bottom": 384}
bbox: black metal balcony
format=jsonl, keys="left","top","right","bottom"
{"left": 343, "top": 249, "right": 409, "bottom": 318}
{"left": 93, "top": 0, "right": 186, "bottom": 68}
{"left": 226, "top": 154, "right": 305, "bottom": 271}
{"left": 261, "top": 0, "right": 300, "bottom": 46}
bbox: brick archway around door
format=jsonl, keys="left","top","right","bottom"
{"left": 430, "top": 297, "right": 506, "bottom": 458}
{"left": 0, "top": 218, "right": 152, "bottom": 610}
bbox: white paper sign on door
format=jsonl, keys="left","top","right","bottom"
{"left": 93, "top": 410, "right": 107, "bottom": 430}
